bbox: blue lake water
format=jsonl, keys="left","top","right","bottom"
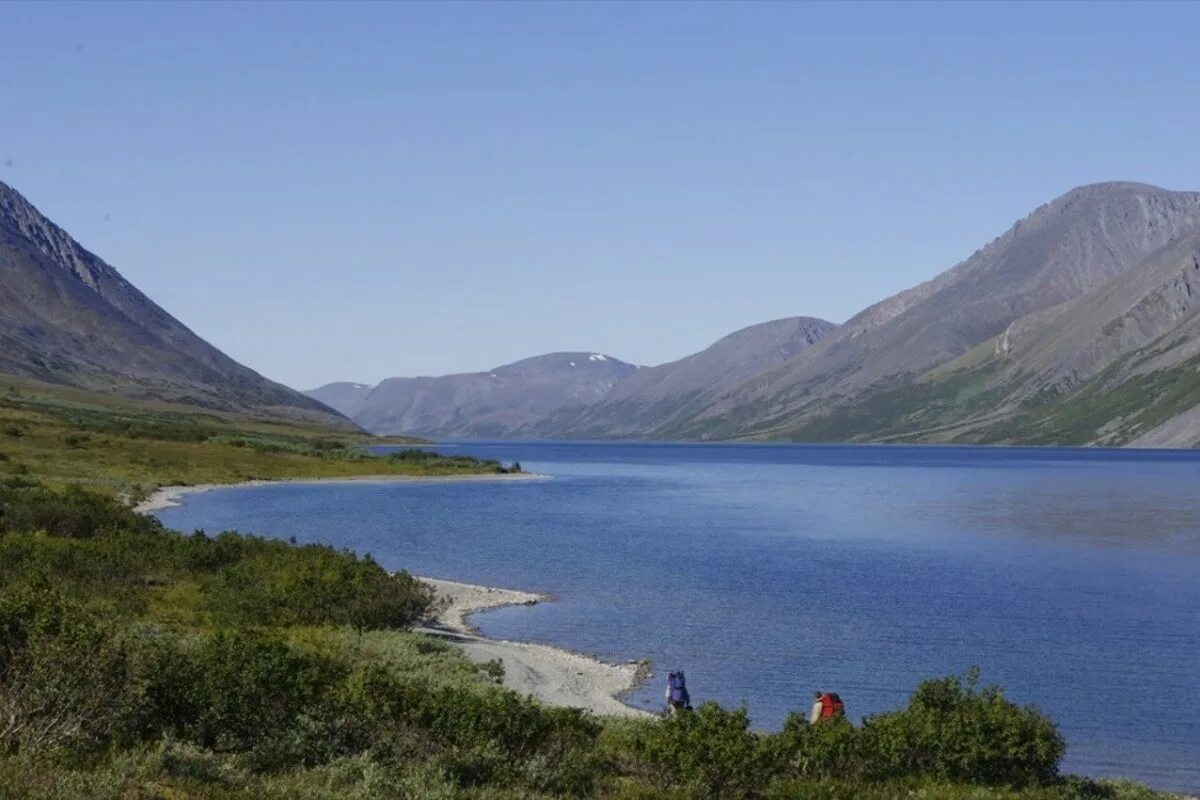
{"left": 154, "top": 442, "right": 1200, "bottom": 792}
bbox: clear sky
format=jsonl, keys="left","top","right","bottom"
{"left": 2, "top": 1, "right": 1198, "bottom": 389}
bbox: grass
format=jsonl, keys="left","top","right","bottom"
{"left": 0, "top": 376, "right": 513, "bottom": 498}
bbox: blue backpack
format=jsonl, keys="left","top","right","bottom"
{"left": 667, "top": 671, "right": 689, "bottom": 704}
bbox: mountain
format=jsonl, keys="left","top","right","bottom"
{"left": 0, "top": 180, "right": 349, "bottom": 427}
{"left": 318, "top": 353, "right": 639, "bottom": 437}
{"left": 663, "top": 182, "right": 1200, "bottom": 446}
{"left": 312, "top": 318, "right": 837, "bottom": 439}
{"left": 311, "top": 181, "right": 1200, "bottom": 447}
{"left": 305, "top": 382, "right": 376, "bottom": 419}
{"left": 542, "top": 317, "right": 836, "bottom": 437}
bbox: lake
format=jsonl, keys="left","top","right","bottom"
{"left": 153, "top": 442, "right": 1200, "bottom": 792}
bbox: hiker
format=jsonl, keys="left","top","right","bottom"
{"left": 810, "top": 690, "right": 845, "bottom": 724}
{"left": 665, "top": 670, "right": 691, "bottom": 715}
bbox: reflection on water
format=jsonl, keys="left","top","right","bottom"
{"left": 157, "top": 442, "right": 1200, "bottom": 792}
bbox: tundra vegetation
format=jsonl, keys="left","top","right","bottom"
{"left": 0, "top": 378, "right": 515, "bottom": 500}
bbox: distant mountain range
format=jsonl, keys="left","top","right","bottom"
{"left": 0, "top": 180, "right": 349, "bottom": 428}
{"left": 310, "top": 353, "right": 639, "bottom": 438}
{"left": 312, "top": 182, "right": 1200, "bottom": 448}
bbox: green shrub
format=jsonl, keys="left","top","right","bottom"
{"left": 634, "top": 703, "right": 767, "bottom": 799}
{"left": 767, "top": 713, "right": 862, "bottom": 781}
{"left": 0, "top": 481, "right": 161, "bottom": 539}
{"left": 387, "top": 449, "right": 507, "bottom": 473}
{"left": 203, "top": 545, "right": 434, "bottom": 631}
{"left": 857, "top": 668, "right": 1065, "bottom": 786}
{"left": 0, "top": 583, "right": 134, "bottom": 755}
{"left": 134, "top": 628, "right": 345, "bottom": 758}
{"left": 343, "top": 666, "right": 604, "bottom": 794}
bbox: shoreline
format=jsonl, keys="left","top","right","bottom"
{"left": 417, "top": 577, "right": 652, "bottom": 719}
{"left": 133, "top": 471, "right": 548, "bottom": 513}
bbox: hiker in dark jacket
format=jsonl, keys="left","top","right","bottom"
{"left": 665, "top": 670, "right": 691, "bottom": 715}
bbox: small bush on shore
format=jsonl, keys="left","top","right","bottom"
{"left": 386, "top": 448, "right": 512, "bottom": 474}
{"left": 632, "top": 703, "right": 767, "bottom": 799}
{"left": 857, "top": 668, "right": 1065, "bottom": 786}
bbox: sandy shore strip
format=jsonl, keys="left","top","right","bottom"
{"left": 134, "top": 472, "right": 548, "bottom": 513}
{"left": 418, "top": 577, "right": 652, "bottom": 719}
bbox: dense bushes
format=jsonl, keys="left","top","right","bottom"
{"left": 337, "top": 666, "right": 604, "bottom": 794}
{"left": 0, "top": 478, "right": 161, "bottom": 539}
{"left": 0, "top": 481, "right": 434, "bottom": 631}
{"left": 619, "top": 672, "right": 1066, "bottom": 799}
{"left": 0, "top": 584, "right": 133, "bottom": 755}
{"left": 770, "top": 712, "right": 862, "bottom": 781}
{"left": 856, "top": 668, "right": 1065, "bottom": 786}
{"left": 0, "top": 580, "right": 603, "bottom": 794}
{"left": 203, "top": 544, "right": 433, "bottom": 631}
{"left": 387, "top": 448, "right": 518, "bottom": 473}
{"left": 633, "top": 703, "right": 766, "bottom": 799}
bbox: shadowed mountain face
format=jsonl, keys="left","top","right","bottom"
{"left": 0, "top": 181, "right": 349, "bottom": 427}
{"left": 314, "top": 353, "right": 639, "bottom": 437}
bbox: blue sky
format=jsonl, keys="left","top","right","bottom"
{"left": 2, "top": 1, "right": 1198, "bottom": 389}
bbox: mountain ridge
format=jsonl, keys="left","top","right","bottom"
{"left": 313, "top": 182, "right": 1200, "bottom": 447}
{"left": 324, "top": 352, "right": 640, "bottom": 437}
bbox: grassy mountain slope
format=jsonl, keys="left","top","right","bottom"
{"left": 744, "top": 233, "right": 1200, "bottom": 447}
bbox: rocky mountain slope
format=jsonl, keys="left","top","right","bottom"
{"left": 0, "top": 180, "right": 349, "bottom": 427}
{"left": 666, "top": 182, "right": 1200, "bottom": 446}
{"left": 314, "top": 353, "right": 638, "bottom": 437}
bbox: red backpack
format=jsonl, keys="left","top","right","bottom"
{"left": 819, "top": 692, "right": 845, "bottom": 720}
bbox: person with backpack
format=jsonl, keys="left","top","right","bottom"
{"left": 810, "top": 690, "right": 845, "bottom": 724}
{"left": 664, "top": 670, "right": 691, "bottom": 715}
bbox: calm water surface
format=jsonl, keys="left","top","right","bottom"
{"left": 155, "top": 443, "right": 1200, "bottom": 791}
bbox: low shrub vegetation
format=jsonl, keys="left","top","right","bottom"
{"left": 0, "top": 379, "right": 490, "bottom": 495}
{"left": 386, "top": 447, "right": 520, "bottom": 474}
